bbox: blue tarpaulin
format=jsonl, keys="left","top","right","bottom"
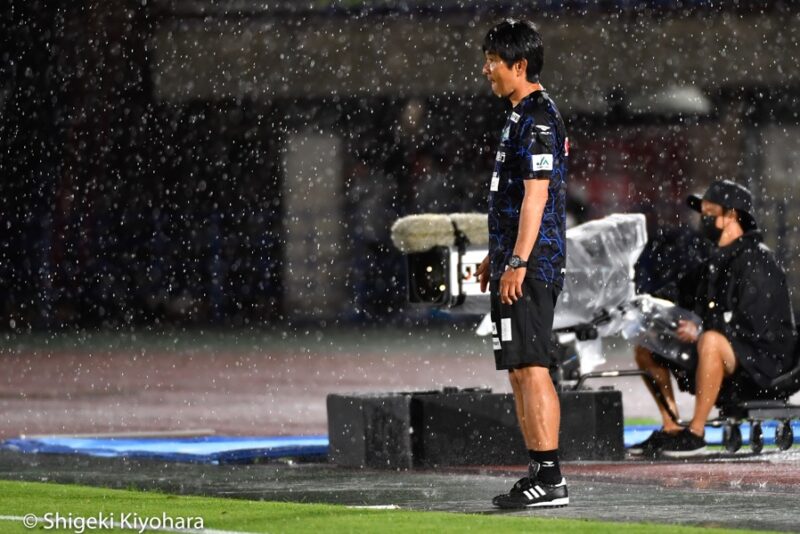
{"left": 1, "top": 435, "right": 328, "bottom": 465}
{"left": 3, "top": 422, "right": 798, "bottom": 465}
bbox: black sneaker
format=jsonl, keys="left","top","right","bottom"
{"left": 660, "top": 428, "right": 707, "bottom": 458}
{"left": 628, "top": 429, "right": 672, "bottom": 456}
{"left": 490, "top": 475, "right": 531, "bottom": 502}
{"left": 507, "top": 475, "right": 531, "bottom": 494}
{"left": 492, "top": 477, "right": 569, "bottom": 509}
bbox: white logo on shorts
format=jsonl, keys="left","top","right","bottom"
{"left": 501, "top": 318, "right": 512, "bottom": 342}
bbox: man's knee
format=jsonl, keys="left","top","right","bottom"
{"left": 510, "top": 364, "right": 550, "bottom": 387}
{"left": 697, "top": 330, "right": 727, "bottom": 353}
{"left": 697, "top": 330, "right": 737, "bottom": 374}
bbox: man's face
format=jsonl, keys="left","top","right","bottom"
{"left": 700, "top": 200, "right": 723, "bottom": 220}
{"left": 700, "top": 200, "right": 737, "bottom": 227}
{"left": 482, "top": 52, "right": 517, "bottom": 98}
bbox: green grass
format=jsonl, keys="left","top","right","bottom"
{"left": 624, "top": 418, "right": 660, "bottom": 426}
{"left": 0, "top": 480, "right": 780, "bottom": 533}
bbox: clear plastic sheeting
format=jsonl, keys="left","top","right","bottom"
{"left": 554, "top": 213, "right": 647, "bottom": 372}
{"left": 574, "top": 337, "right": 604, "bottom": 375}
{"left": 554, "top": 213, "right": 648, "bottom": 330}
{"left": 621, "top": 295, "right": 703, "bottom": 368}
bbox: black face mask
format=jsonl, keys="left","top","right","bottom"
{"left": 701, "top": 215, "right": 722, "bottom": 244}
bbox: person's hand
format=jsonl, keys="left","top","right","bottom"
{"left": 476, "top": 255, "right": 490, "bottom": 293}
{"left": 676, "top": 319, "right": 700, "bottom": 343}
{"left": 499, "top": 267, "right": 526, "bottom": 305}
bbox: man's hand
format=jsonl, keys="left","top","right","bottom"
{"left": 499, "top": 267, "right": 526, "bottom": 305}
{"left": 476, "top": 255, "right": 490, "bottom": 293}
{"left": 676, "top": 319, "right": 700, "bottom": 343}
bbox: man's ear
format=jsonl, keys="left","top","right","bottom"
{"left": 514, "top": 58, "right": 528, "bottom": 78}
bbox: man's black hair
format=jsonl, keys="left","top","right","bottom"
{"left": 482, "top": 18, "right": 544, "bottom": 83}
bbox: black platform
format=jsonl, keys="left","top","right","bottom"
{"left": 327, "top": 387, "right": 624, "bottom": 469}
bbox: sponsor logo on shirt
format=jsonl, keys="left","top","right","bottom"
{"left": 531, "top": 154, "right": 553, "bottom": 172}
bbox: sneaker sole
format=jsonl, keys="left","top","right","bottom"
{"left": 660, "top": 446, "right": 708, "bottom": 458}
{"left": 526, "top": 497, "right": 570, "bottom": 508}
{"left": 493, "top": 497, "right": 569, "bottom": 509}
{"left": 628, "top": 448, "right": 660, "bottom": 457}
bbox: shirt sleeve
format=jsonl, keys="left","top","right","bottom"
{"left": 518, "top": 118, "right": 555, "bottom": 180}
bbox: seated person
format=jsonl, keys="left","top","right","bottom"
{"left": 631, "top": 180, "right": 797, "bottom": 457}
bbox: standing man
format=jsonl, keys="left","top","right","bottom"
{"left": 475, "top": 19, "right": 569, "bottom": 509}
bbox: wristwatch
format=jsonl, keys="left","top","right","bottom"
{"left": 507, "top": 255, "right": 528, "bottom": 269}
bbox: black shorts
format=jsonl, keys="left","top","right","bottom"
{"left": 490, "top": 278, "right": 559, "bottom": 371}
{"left": 652, "top": 341, "right": 772, "bottom": 405}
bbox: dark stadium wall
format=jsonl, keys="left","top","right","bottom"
{"left": 3, "top": 3, "right": 800, "bottom": 328}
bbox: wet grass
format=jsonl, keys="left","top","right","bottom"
{"left": 623, "top": 418, "right": 660, "bottom": 426}
{"left": 0, "top": 480, "right": 782, "bottom": 534}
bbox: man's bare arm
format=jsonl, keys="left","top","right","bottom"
{"left": 499, "top": 179, "right": 549, "bottom": 304}
{"left": 514, "top": 179, "right": 550, "bottom": 261}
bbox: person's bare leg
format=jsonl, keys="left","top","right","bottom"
{"left": 512, "top": 365, "right": 560, "bottom": 450}
{"left": 508, "top": 370, "right": 534, "bottom": 449}
{"left": 689, "top": 331, "right": 737, "bottom": 437}
{"left": 634, "top": 346, "right": 683, "bottom": 432}
{"left": 634, "top": 346, "right": 682, "bottom": 432}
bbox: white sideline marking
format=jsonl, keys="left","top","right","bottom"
{"left": 0, "top": 515, "right": 249, "bottom": 534}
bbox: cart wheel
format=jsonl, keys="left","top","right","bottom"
{"left": 749, "top": 422, "right": 764, "bottom": 454}
{"left": 775, "top": 421, "right": 794, "bottom": 451}
{"left": 723, "top": 423, "right": 742, "bottom": 453}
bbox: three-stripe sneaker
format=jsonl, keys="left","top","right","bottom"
{"left": 492, "top": 477, "right": 569, "bottom": 509}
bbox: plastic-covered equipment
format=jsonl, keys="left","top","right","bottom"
{"left": 553, "top": 213, "right": 647, "bottom": 330}
{"left": 620, "top": 295, "right": 703, "bottom": 368}
{"left": 554, "top": 214, "right": 648, "bottom": 373}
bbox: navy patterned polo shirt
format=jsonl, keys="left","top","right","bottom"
{"left": 487, "top": 90, "right": 568, "bottom": 288}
